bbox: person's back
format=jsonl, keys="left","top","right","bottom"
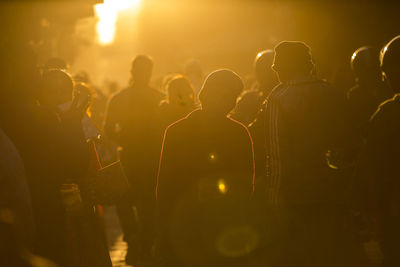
{"left": 250, "top": 41, "right": 369, "bottom": 267}
{"left": 265, "top": 79, "right": 345, "bottom": 206}
{"left": 157, "top": 69, "right": 255, "bottom": 267}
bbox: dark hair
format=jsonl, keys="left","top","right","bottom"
{"left": 272, "top": 41, "right": 314, "bottom": 73}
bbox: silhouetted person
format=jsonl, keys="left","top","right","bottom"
{"left": 159, "top": 75, "right": 197, "bottom": 126}
{"left": 355, "top": 36, "right": 400, "bottom": 267}
{"left": 250, "top": 41, "right": 369, "bottom": 267}
{"left": 103, "top": 55, "right": 164, "bottom": 265}
{"left": 347, "top": 46, "right": 393, "bottom": 142}
{"left": 231, "top": 50, "right": 278, "bottom": 125}
{"left": 0, "top": 45, "right": 89, "bottom": 267}
{"left": 157, "top": 69, "right": 255, "bottom": 267}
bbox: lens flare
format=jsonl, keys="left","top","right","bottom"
{"left": 218, "top": 179, "right": 227, "bottom": 194}
{"left": 95, "top": 0, "right": 140, "bottom": 45}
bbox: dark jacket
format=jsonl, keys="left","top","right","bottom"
{"left": 250, "top": 78, "right": 346, "bottom": 209}
{"left": 156, "top": 109, "right": 255, "bottom": 265}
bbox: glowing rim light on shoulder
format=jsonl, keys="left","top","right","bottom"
{"left": 94, "top": 0, "right": 141, "bottom": 45}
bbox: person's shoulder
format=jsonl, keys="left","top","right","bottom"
{"left": 347, "top": 84, "right": 361, "bottom": 100}
{"left": 228, "top": 116, "right": 252, "bottom": 138}
{"left": 164, "top": 109, "right": 197, "bottom": 135}
{"left": 371, "top": 94, "right": 400, "bottom": 122}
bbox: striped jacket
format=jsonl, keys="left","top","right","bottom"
{"left": 250, "top": 78, "right": 346, "bottom": 209}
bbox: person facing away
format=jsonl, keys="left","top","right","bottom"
{"left": 250, "top": 41, "right": 369, "bottom": 267}
{"left": 157, "top": 69, "right": 255, "bottom": 267}
{"left": 230, "top": 50, "right": 278, "bottom": 125}
{"left": 347, "top": 46, "right": 393, "bottom": 142}
{"left": 354, "top": 35, "right": 400, "bottom": 267}
{"left": 159, "top": 74, "right": 197, "bottom": 126}
{"left": 103, "top": 55, "right": 164, "bottom": 265}
{"left": 0, "top": 45, "right": 88, "bottom": 267}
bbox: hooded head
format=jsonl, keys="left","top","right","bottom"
{"left": 380, "top": 35, "right": 400, "bottom": 93}
{"left": 198, "top": 69, "right": 243, "bottom": 116}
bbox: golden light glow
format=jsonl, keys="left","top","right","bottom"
{"left": 95, "top": 0, "right": 140, "bottom": 45}
{"left": 351, "top": 52, "right": 357, "bottom": 61}
{"left": 218, "top": 179, "right": 227, "bottom": 194}
{"left": 210, "top": 153, "right": 216, "bottom": 160}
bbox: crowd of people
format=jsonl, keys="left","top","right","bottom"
{"left": 1, "top": 35, "right": 400, "bottom": 267}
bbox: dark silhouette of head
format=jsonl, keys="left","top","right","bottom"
{"left": 39, "top": 69, "right": 73, "bottom": 107}
{"left": 198, "top": 69, "right": 243, "bottom": 116}
{"left": 272, "top": 41, "right": 314, "bottom": 83}
{"left": 381, "top": 35, "right": 400, "bottom": 93}
{"left": 351, "top": 46, "right": 381, "bottom": 85}
{"left": 254, "top": 49, "right": 277, "bottom": 89}
{"left": 167, "top": 75, "right": 195, "bottom": 107}
{"left": 130, "top": 55, "right": 153, "bottom": 86}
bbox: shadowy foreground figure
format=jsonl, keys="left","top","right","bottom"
{"left": 355, "top": 35, "right": 400, "bottom": 267}
{"left": 250, "top": 41, "right": 369, "bottom": 267}
{"left": 157, "top": 69, "right": 255, "bottom": 267}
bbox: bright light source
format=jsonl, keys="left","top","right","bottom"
{"left": 95, "top": 0, "right": 140, "bottom": 45}
{"left": 218, "top": 179, "right": 227, "bottom": 194}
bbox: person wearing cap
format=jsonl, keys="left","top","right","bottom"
{"left": 156, "top": 69, "right": 255, "bottom": 267}
{"left": 250, "top": 41, "right": 369, "bottom": 267}
{"left": 355, "top": 36, "right": 400, "bottom": 267}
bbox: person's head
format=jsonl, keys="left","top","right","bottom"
{"left": 351, "top": 46, "right": 381, "bottom": 84}
{"left": 380, "top": 35, "right": 400, "bottom": 93}
{"left": 198, "top": 69, "right": 243, "bottom": 116}
{"left": 272, "top": 41, "right": 314, "bottom": 83}
{"left": 254, "top": 49, "right": 277, "bottom": 89}
{"left": 39, "top": 69, "right": 73, "bottom": 107}
{"left": 130, "top": 55, "right": 153, "bottom": 86}
{"left": 167, "top": 75, "right": 195, "bottom": 107}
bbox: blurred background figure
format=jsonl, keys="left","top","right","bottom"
{"left": 157, "top": 69, "right": 255, "bottom": 267}
{"left": 159, "top": 74, "right": 197, "bottom": 126}
{"left": 103, "top": 55, "right": 164, "bottom": 266}
{"left": 231, "top": 50, "right": 278, "bottom": 125}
